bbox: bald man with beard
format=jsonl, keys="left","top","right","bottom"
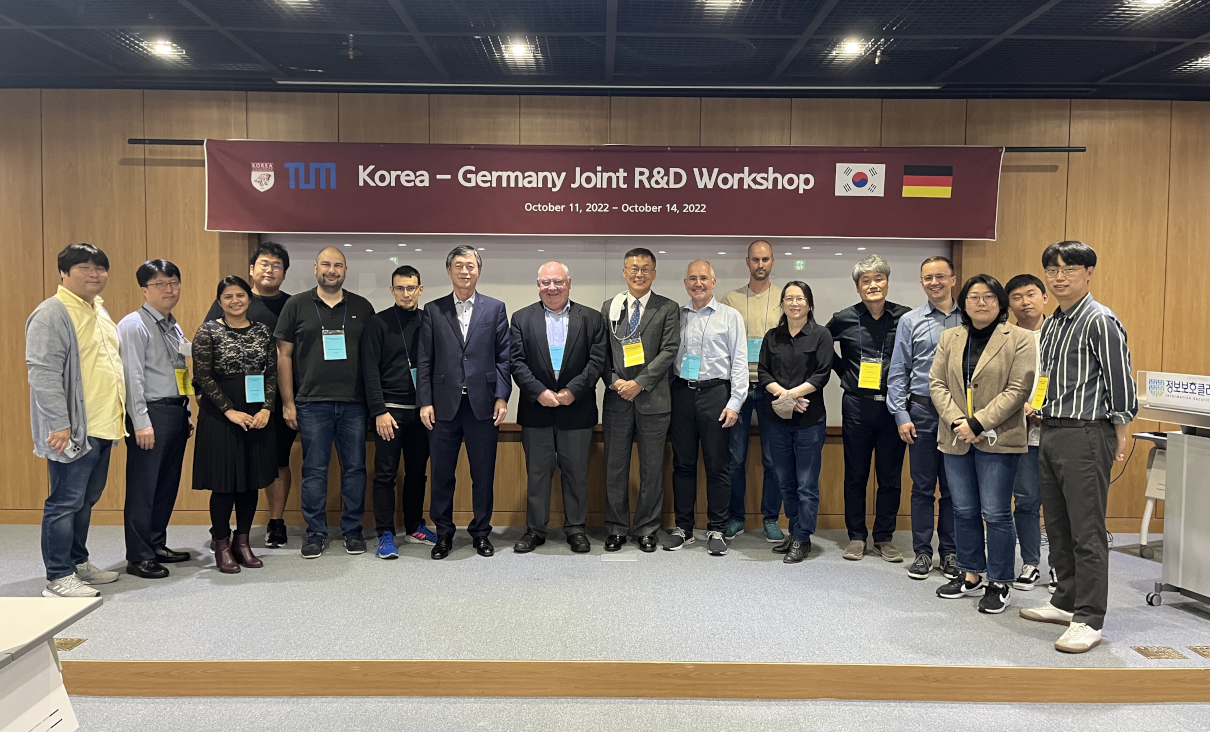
{"left": 275, "top": 247, "right": 377, "bottom": 559}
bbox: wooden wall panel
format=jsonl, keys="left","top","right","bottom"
{"left": 430, "top": 94, "right": 519, "bottom": 144}
{"left": 609, "top": 97, "right": 700, "bottom": 146}
{"left": 1162, "top": 101, "right": 1210, "bottom": 375}
{"left": 1067, "top": 100, "right": 1172, "bottom": 517}
{"left": 880, "top": 99, "right": 967, "bottom": 146}
{"left": 0, "top": 90, "right": 49, "bottom": 510}
{"left": 519, "top": 96, "right": 609, "bottom": 145}
{"left": 247, "top": 92, "right": 338, "bottom": 141}
{"left": 338, "top": 93, "right": 429, "bottom": 143}
{"left": 790, "top": 98, "right": 882, "bottom": 146}
{"left": 700, "top": 98, "right": 791, "bottom": 146}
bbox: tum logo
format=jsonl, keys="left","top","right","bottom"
{"left": 285, "top": 162, "right": 336, "bottom": 189}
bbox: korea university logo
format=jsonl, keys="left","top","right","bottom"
{"left": 251, "top": 163, "right": 274, "bottom": 192}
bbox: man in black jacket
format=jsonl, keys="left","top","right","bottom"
{"left": 511, "top": 262, "right": 608, "bottom": 554}
{"left": 361, "top": 265, "right": 437, "bottom": 560}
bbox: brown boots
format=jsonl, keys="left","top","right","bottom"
{"left": 214, "top": 538, "right": 240, "bottom": 573}
{"left": 214, "top": 534, "right": 263, "bottom": 574}
{"left": 234, "top": 534, "right": 263, "bottom": 569}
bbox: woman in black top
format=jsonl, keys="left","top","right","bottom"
{"left": 192, "top": 276, "right": 278, "bottom": 574}
{"left": 757, "top": 281, "right": 833, "bottom": 564}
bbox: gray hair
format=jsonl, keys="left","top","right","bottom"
{"left": 686, "top": 260, "right": 716, "bottom": 279}
{"left": 446, "top": 244, "right": 483, "bottom": 270}
{"left": 852, "top": 254, "right": 890, "bottom": 284}
{"left": 537, "top": 261, "right": 571, "bottom": 279}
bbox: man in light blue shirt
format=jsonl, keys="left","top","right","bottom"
{"left": 664, "top": 260, "right": 748, "bottom": 556}
{"left": 887, "top": 255, "right": 962, "bottom": 581}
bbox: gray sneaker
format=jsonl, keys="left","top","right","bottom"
{"left": 706, "top": 531, "right": 728, "bottom": 556}
{"left": 723, "top": 518, "right": 745, "bottom": 539}
{"left": 76, "top": 561, "right": 120, "bottom": 585}
{"left": 843, "top": 539, "right": 866, "bottom": 560}
{"left": 662, "top": 527, "right": 695, "bottom": 551}
{"left": 44, "top": 574, "right": 100, "bottom": 598}
{"left": 874, "top": 542, "right": 904, "bottom": 563}
{"left": 907, "top": 553, "right": 932, "bottom": 580}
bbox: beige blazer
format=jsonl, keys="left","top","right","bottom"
{"left": 929, "top": 321, "right": 1036, "bottom": 455}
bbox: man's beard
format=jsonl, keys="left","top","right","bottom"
{"left": 317, "top": 276, "right": 343, "bottom": 293}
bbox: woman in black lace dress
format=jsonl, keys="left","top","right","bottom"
{"left": 192, "top": 276, "right": 277, "bottom": 573}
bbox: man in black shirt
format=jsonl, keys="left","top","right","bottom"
{"left": 274, "top": 247, "right": 376, "bottom": 559}
{"left": 204, "top": 241, "right": 296, "bottom": 548}
{"left": 361, "top": 265, "right": 436, "bottom": 559}
{"left": 826, "top": 254, "right": 911, "bottom": 564}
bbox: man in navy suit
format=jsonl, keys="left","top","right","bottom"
{"left": 417, "top": 245, "right": 512, "bottom": 559}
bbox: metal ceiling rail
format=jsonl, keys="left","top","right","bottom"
{"left": 127, "top": 139, "right": 1086, "bottom": 152}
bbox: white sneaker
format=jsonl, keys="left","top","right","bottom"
{"left": 44, "top": 574, "right": 100, "bottom": 598}
{"left": 76, "top": 561, "right": 120, "bottom": 585}
{"left": 1019, "top": 602, "right": 1075, "bottom": 625}
{"left": 1055, "top": 622, "right": 1102, "bottom": 653}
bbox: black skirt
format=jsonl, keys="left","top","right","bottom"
{"left": 192, "top": 375, "right": 278, "bottom": 494}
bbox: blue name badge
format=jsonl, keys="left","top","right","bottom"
{"left": 322, "top": 331, "right": 347, "bottom": 360}
{"left": 549, "top": 345, "right": 565, "bottom": 371}
{"left": 747, "top": 337, "right": 762, "bottom": 363}
{"left": 245, "top": 374, "right": 266, "bottom": 403}
{"left": 410, "top": 367, "right": 418, "bottom": 385}
{"left": 680, "top": 353, "right": 702, "bottom": 380}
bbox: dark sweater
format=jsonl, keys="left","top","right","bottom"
{"left": 360, "top": 305, "right": 422, "bottom": 416}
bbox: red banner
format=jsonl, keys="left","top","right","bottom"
{"left": 206, "top": 140, "right": 1002, "bottom": 240}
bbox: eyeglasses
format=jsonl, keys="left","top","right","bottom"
{"left": 147, "top": 281, "right": 182, "bottom": 292}
{"left": 391, "top": 285, "right": 420, "bottom": 294}
{"left": 1044, "top": 266, "right": 1084, "bottom": 279}
{"left": 921, "top": 274, "right": 952, "bottom": 284}
{"left": 626, "top": 266, "right": 654, "bottom": 276}
{"left": 965, "top": 294, "right": 998, "bottom": 305}
{"left": 783, "top": 296, "right": 808, "bottom": 304}
{"left": 71, "top": 265, "right": 106, "bottom": 276}
{"left": 537, "top": 279, "right": 567, "bottom": 288}
{"left": 255, "top": 261, "right": 284, "bottom": 272}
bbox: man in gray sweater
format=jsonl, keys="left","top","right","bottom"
{"left": 27, "top": 243, "right": 125, "bottom": 598}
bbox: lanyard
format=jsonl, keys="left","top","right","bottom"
{"left": 684, "top": 307, "right": 715, "bottom": 354}
{"left": 620, "top": 296, "right": 642, "bottom": 340}
{"left": 221, "top": 318, "right": 264, "bottom": 374}
{"left": 392, "top": 307, "right": 415, "bottom": 367}
{"left": 143, "top": 306, "right": 184, "bottom": 366}
{"left": 1043, "top": 312, "right": 1076, "bottom": 374}
{"left": 965, "top": 329, "right": 976, "bottom": 387}
{"left": 856, "top": 309, "right": 891, "bottom": 362}
{"left": 313, "top": 297, "right": 348, "bottom": 331}
{"left": 745, "top": 284, "right": 772, "bottom": 336}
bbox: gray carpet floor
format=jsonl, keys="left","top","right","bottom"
{"left": 3, "top": 524, "right": 1209, "bottom": 668}
{"left": 68, "top": 696, "right": 1210, "bottom": 731}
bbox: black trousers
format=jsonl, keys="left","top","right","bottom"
{"left": 372, "top": 407, "right": 430, "bottom": 537}
{"left": 670, "top": 380, "right": 732, "bottom": 533}
{"left": 123, "top": 401, "right": 190, "bottom": 562}
{"left": 428, "top": 394, "right": 498, "bottom": 539}
{"left": 841, "top": 392, "right": 907, "bottom": 543}
{"left": 209, "top": 491, "right": 258, "bottom": 541}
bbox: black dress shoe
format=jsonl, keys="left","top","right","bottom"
{"left": 513, "top": 531, "right": 545, "bottom": 553}
{"left": 431, "top": 537, "right": 453, "bottom": 560}
{"left": 638, "top": 535, "right": 658, "bottom": 553}
{"left": 772, "top": 536, "right": 793, "bottom": 554}
{"left": 567, "top": 533, "right": 591, "bottom": 553}
{"left": 604, "top": 534, "right": 626, "bottom": 552}
{"left": 783, "top": 539, "right": 809, "bottom": 564}
{"left": 127, "top": 560, "right": 169, "bottom": 579}
{"left": 154, "top": 546, "right": 190, "bottom": 563}
{"left": 473, "top": 536, "right": 495, "bottom": 557}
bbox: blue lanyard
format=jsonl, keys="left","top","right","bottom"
{"left": 313, "top": 297, "right": 348, "bottom": 331}
{"left": 966, "top": 329, "right": 975, "bottom": 387}
{"left": 391, "top": 307, "right": 415, "bottom": 367}
{"left": 221, "top": 318, "right": 264, "bottom": 374}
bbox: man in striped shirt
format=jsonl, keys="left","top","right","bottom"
{"left": 1019, "top": 241, "right": 1137, "bottom": 654}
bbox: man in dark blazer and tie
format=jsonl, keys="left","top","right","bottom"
{"left": 600, "top": 248, "right": 681, "bottom": 553}
{"left": 511, "top": 262, "right": 608, "bottom": 555}
{"left": 417, "top": 245, "right": 512, "bottom": 560}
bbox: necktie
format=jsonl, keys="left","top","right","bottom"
{"left": 628, "top": 298, "right": 641, "bottom": 334}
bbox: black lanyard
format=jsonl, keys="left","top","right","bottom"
{"left": 313, "top": 297, "right": 348, "bottom": 331}
{"left": 392, "top": 307, "right": 415, "bottom": 368}
{"left": 221, "top": 318, "right": 264, "bottom": 374}
{"left": 856, "top": 309, "right": 891, "bottom": 362}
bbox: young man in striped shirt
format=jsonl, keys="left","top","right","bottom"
{"left": 1019, "top": 241, "right": 1137, "bottom": 654}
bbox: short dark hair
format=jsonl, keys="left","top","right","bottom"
{"left": 1005, "top": 273, "right": 1046, "bottom": 297}
{"left": 1042, "top": 240, "right": 1097, "bottom": 269}
{"left": 136, "top": 259, "right": 181, "bottom": 287}
{"left": 623, "top": 247, "right": 657, "bottom": 267}
{"left": 392, "top": 265, "right": 421, "bottom": 285}
{"left": 216, "top": 275, "right": 253, "bottom": 301}
{"left": 57, "top": 243, "right": 109, "bottom": 275}
{"left": 958, "top": 274, "right": 1010, "bottom": 327}
{"left": 249, "top": 241, "right": 290, "bottom": 271}
{"left": 920, "top": 255, "right": 954, "bottom": 274}
{"left": 777, "top": 280, "right": 816, "bottom": 328}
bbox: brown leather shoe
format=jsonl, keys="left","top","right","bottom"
{"left": 214, "top": 538, "right": 241, "bottom": 574}
{"left": 233, "top": 534, "right": 263, "bottom": 569}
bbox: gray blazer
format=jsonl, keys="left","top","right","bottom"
{"left": 600, "top": 292, "right": 680, "bottom": 416}
{"left": 26, "top": 297, "right": 92, "bottom": 463}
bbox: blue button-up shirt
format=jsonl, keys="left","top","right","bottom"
{"left": 543, "top": 301, "right": 570, "bottom": 377}
{"left": 887, "top": 299, "right": 961, "bottom": 426}
{"left": 676, "top": 297, "right": 749, "bottom": 412}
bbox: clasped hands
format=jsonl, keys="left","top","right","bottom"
{"left": 537, "top": 389, "right": 576, "bottom": 408}
{"left": 226, "top": 408, "right": 270, "bottom": 431}
{"left": 951, "top": 417, "right": 985, "bottom": 444}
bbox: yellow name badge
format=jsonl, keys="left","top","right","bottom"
{"left": 175, "top": 368, "right": 194, "bottom": 396}
{"left": 623, "top": 341, "right": 646, "bottom": 368}
{"left": 858, "top": 360, "right": 882, "bottom": 390}
{"left": 966, "top": 387, "right": 974, "bottom": 419}
{"left": 1031, "top": 375, "right": 1050, "bottom": 411}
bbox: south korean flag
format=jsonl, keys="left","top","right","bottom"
{"left": 835, "top": 164, "right": 885, "bottom": 196}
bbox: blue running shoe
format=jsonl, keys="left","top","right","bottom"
{"left": 723, "top": 518, "right": 745, "bottom": 539}
{"left": 404, "top": 521, "right": 438, "bottom": 546}
{"left": 763, "top": 519, "right": 785, "bottom": 543}
{"left": 377, "top": 531, "right": 399, "bottom": 559}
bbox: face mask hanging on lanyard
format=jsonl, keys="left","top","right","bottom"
{"left": 316, "top": 299, "right": 349, "bottom": 360}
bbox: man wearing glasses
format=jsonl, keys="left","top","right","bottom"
{"left": 361, "top": 265, "right": 438, "bottom": 559}
{"left": 118, "top": 260, "right": 193, "bottom": 579}
{"left": 510, "top": 262, "right": 608, "bottom": 554}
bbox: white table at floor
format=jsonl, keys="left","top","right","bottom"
{"left": 0, "top": 597, "right": 102, "bottom": 732}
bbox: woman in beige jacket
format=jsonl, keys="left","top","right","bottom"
{"left": 929, "top": 274, "right": 1036, "bottom": 615}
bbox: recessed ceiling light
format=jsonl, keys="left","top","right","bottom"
{"left": 365, "top": 249, "right": 373, "bottom": 252}
{"left": 857, "top": 247, "right": 867, "bottom": 251}
{"left": 784, "top": 252, "right": 792, "bottom": 256}
{"left": 153, "top": 41, "right": 178, "bottom": 56}
{"left": 537, "top": 249, "right": 544, "bottom": 252}
{"left": 477, "top": 247, "right": 486, "bottom": 251}
{"left": 835, "top": 252, "right": 843, "bottom": 256}
{"left": 507, "top": 42, "right": 531, "bottom": 58}
{"left": 718, "top": 251, "right": 726, "bottom": 255}
{"left": 658, "top": 250, "right": 667, "bottom": 254}
{"left": 802, "top": 246, "right": 810, "bottom": 250}
{"left": 1142, "top": 0, "right": 1164, "bottom": 5}
{"left": 415, "top": 248, "right": 422, "bottom": 251}
{"left": 841, "top": 40, "right": 861, "bottom": 55}
{"left": 343, "top": 243, "right": 352, "bottom": 247}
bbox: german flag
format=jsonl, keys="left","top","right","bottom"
{"left": 902, "top": 165, "right": 953, "bottom": 198}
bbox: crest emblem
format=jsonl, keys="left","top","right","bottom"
{"left": 251, "top": 162, "right": 274, "bottom": 192}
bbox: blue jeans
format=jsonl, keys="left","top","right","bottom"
{"left": 297, "top": 401, "right": 368, "bottom": 537}
{"left": 1012, "top": 445, "right": 1042, "bottom": 566}
{"left": 763, "top": 419, "right": 827, "bottom": 541}
{"left": 907, "top": 400, "right": 955, "bottom": 558}
{"left": 728, "top": 386, "right": 782, "bottom": 523}
{"left": 43, "top": 437, "right": 113, "bottom": 581}
{"left": 944, "top": 449, "right": 1020, "bottom": 584}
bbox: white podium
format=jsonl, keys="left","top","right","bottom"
{"left": 0, "top": 597, "right": 101, "bottom": 732}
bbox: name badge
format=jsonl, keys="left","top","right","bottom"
{"left": 858, "top": 358, "right": 882, "bottom": 390}
{"left": 245, "top": 374, "right": 266, "bottom": 403}
{"left": 680, "top": 353, "right": 702, "bottom": 380}
{"left": 174, "top": 368, "right": 194, "bottom": 396}
{"left": 966, "top": 386, "right": 974, "bottom": 419}
{"left": 322, "top": 330, "right": 347, "bottom": 360}
{"left": 622, "top": 338, "right": 645, "bottom": 368}
{"left": 549, "top": 345, "right": 565, "bottom": 371}
{"left": 1031, "top": 374, "right": 1050, "bottom": 411}
{"left": 747, "top": 337, "right": 762, "bottom": 363}
{"left": 410, "top": 367, "right": 418, "bottom": 385}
